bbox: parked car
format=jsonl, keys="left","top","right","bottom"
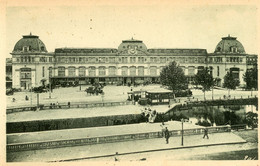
{"left": 6, "top": 89, "right": 14, "bottom": 95}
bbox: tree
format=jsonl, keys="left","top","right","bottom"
{"left": 245, "top": 112, "right": 258, "bottom": 129}
{"left": 160, "top": 61, "right": 187, "bottom": 94}
{"left": 223, "top": 71, "right": 240, "bottom": 96}
{"left": 194, "top": 67, "right": 214, "bottom": 100}
{"left": 243, "top": 66, "right": 258, "bottom": 90}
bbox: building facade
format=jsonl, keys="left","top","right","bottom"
{"left": 10, "top": 34, "right": 257, "bottom": 90}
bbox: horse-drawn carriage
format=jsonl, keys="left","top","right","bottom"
{"left": 85, "top": 86, "right": 104, "bottom": 95}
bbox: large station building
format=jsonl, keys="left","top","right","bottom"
{"left": 10, "top": 33, "right": 257, "bottom": 90}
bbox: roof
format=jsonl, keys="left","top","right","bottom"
{"left": 214, "top": 35, "right": 245, "bottom": 54}
{"left": 13, "top": 33, "right": 47, "bottom": 53}
{"left": 146, "top": 88, "right": 173, "bottom": 93}
{"left": 122, "top": 38, "right": 143, "bottom": 43}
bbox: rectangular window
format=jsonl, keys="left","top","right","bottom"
{"left": 217, "top": 66, "right": 219, "bottom": 76}
{"left": 49, "top": 67, "right": 52, "bottom": 77}
{"left": 58, "top": 67, "right": 65, "bottom": 76}
{"left": 49, "top": 57, "right": 52, "bottom": 62}
{"left": 42, "top": 66, "right": 45, "bottom": 77}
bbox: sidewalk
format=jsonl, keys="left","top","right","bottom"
{"left": 7, "top": 132, "right": 246, "bottom": 162}
{"left": 7, "top": 121, "right": 201, "bottom": 144}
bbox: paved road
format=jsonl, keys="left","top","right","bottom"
{"left": 6, "top": 85, "right": 258, "bottom": 108}
{"left": 7, "top": 104, "right": 170, "bottom": 122}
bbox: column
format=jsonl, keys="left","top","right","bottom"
{"left": 85, "top": 67, "right": 89, "bottom": 76}
{"left": 184, "top": 68, "right": 188, "bottom": 75}
{"left": 75, "top": 68, "right": 79, "bottom": 76}
{"left": 156, "top": 67, "right": 159, "bottom": 76}
{"left": 194, "top": 68, "right": 198, "bottom": 75}
{"left": 13, "top": 69, "right": 20, "bottom": 88}
{"left": 117, "top": 67, "right": 121, "bottom": 76}
{"left": 105, "top": 67, "right": 109, "bottom": 76}
{"left": 31, "top": 70, "right": 36, "bottom": 87}
{"left": 65, "top": 68, "right": 68, "bottom": 76}
{"left": 95, "top": 68, "right": 98, "bottom": 76}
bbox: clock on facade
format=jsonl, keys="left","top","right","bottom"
{"left": 127, "top": 45, "right": 137, "bottom": 55}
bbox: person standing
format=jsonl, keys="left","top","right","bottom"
{"left": 56, "top": 101, "right": 59, "bottom": 109}
{"left": 68, "top": 101, "right": 70, "bottom": 108}
{"left": 165, "top": 127, "right": 170, "bottom": 144}
{"left": 203, "top": 128, "right": 209, "bottom": 139}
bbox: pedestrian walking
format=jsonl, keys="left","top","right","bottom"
{"left": 25, "top": 95, "right": 29, "bottom": 101}
{"left": 114, "top": 152, "right": 119, "bottom": 161}
{"left": 165, "top": 127, "right": 170, "bottom": 144}
{"left": 68, "top": 101, "right": 70, "bottom": 108}
{"left": 203, "top": 128, "right": 209, "bottom": 139}
{"left": 12, "top": 98, "right": 16, "bottom": 102}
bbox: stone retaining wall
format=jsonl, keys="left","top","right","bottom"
{"left": 7, "top": 114, "right": 144, "bottom": 134}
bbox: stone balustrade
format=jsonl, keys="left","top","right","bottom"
{"left": 7, "top": 125, "right": 232, "bottom": 152}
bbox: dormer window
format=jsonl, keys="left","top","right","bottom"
{"left": 230, "top": 47, "right": 237, "bottom": 53}
{"left": 41, "top": 46, "right": 45, "bottom": 51}
{"left": 23, "top": 46, "right": 29, "bottom": 52}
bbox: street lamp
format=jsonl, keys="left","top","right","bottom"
{"left": 30, "top": 83, "right": 32, "bottom": 107}
{"left": 181, "top": 118, "right": 184, "bottom": 146}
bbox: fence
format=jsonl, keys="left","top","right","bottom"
{"left": 7, "top": 125, "right": 231, "bottom": 152}
{"left": 6, "top": 101, "right": 132, "bottom": 114}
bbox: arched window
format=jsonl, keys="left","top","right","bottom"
{"left": 138, "top": 66, "right": 144, "bottom": 76}
{"left": 109, "top": 66, "right": 116, "bottom": 76}
{"left": 68, "top": 66, "right": 76, "bottom": 76}
{"left": 89, "top": 67, "right": 96, "bottom": 76}
{"left": 79, "top": 66, "right": 86, "bottom": 76}
{"left": 188, "top": 66, "right": 195, "bottom": 76}
{"left": 197, "top": 66, "right": 204, "bottom": 75}
{"left": 98, "top": 67, "right": 106, "bottom": 76}
{"left": 58, "top": 67, "right": 65, "bottom": 76}
{"left": 121, "top": 66, "right": 128, "bottom": 76}
{"left": 150, "top": 66, "right": 157, "bottom": 76}
{"left": 130, "top": 66, "right": 136, "bottom": 76}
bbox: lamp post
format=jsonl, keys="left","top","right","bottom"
{"left": 49, "top": 78, "right": 51, "bottom": 99}
{"left": 181, "top": 118, "right": 184, "bottom": 146}
{"left": 30, "top": 83, "right": 32, "bottom": 107}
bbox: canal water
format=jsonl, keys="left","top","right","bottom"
{"left": 164, "top": 105, "right": 257, "bottom": 126}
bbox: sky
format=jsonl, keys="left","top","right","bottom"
{"left": 3, "top": 2, "right": 259, "bottom": 58}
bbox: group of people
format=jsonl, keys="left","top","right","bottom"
{"left": 161, "top": 126, "right": 209, "bottom": 144}
{"left": 49, "top": 102, "right": 61, "bottom": 109}
{"left": 140, "top": 107, "right": 157, "bottom": 123}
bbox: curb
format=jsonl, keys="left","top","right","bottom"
{"left": 50, "top": 141, "right": 247, "bottom": 162}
